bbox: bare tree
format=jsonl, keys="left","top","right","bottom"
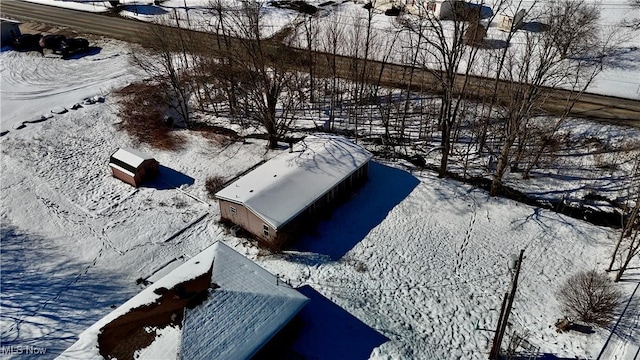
{"left": 131, "top": 18, "right": 194, "bottom": 126}
{"left": 207, "top": 0, "right": 241, "bottom": 119}
{"left": 487, "top": 0, "right": 609, "bottom": 196}
{"left": 624, "top": 0, "right": 640, "bottom": 30}
{"left": 609, "top": 158, "right": 640, "bottom": 281}
{"left": 319, "top": 13, "right": 347, "bottom": 130}
{"left": 558, "top": 270, "right": 622, "bottom": 327}
{"left": 616, "top": 201, "right": 640, "bottom": 282}
{"left": 345, "top": 4, "right": 377, "bottom": 141}
{"left": 546, "top": 0, "right": 601, "bottom": 59}
{"left": 397, "top": 0, "right": 486, "bottom": 177}
{"left": 212, "top": 0, "right": 307, "bottom": 148}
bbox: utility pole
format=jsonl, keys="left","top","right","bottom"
{"left": 489, "top": 249, "right": 525, "bottom": 360}
{"left": 489, "top": 292, "right": 509, "bottom": 358}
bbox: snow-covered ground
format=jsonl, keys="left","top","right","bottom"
{"left": 1, "top": 36, "right": 639, "bottom": 360}
{"left": 0, "top": 40, "right": 140, "bottom": 133}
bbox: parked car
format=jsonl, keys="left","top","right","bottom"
{"left": 39, "top": 34, "right": 66, "bottom": 50}
{"left": 11, "top": 33, "right": 42, "bottom": 50}
{"left": 59, "top": 38, "right": 89, "bottom": 57}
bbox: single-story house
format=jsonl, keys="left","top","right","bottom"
{"left": 58, "top": 241, "right": 309, "bottom": 360}
{"left": 109, "top": 148, "right": 159, "bottom": 187}
{"left": 497, "top": 9, "right": 526, "bottom": 32}
{"left": 215, "top": 134, "right": 373, "bottom": 247}
{"left": 1, "top": 18, "right": 21, "bottom": 45}
{"left": 402, "top": 0, "right": 454, "bottom": 19}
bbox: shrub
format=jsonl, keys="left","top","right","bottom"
{"left": 558, "top": 270, "right": 622, "bottom": 327}
{"left": 464, "top": 22, "right": 487, "bottom": 47}
{"left": 113, "top": 81, "right": 183, "bottom": 150}
{"left": 205, "top": 176, "right": 225, "bottom": 199}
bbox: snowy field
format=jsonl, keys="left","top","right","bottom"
{"left": 1, "top": 33, "right": 639, "bottom": 360}
{"left": 2, "top": 0, "right": 640, "bottom": 357}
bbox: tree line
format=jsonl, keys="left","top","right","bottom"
{"left": 126, "top": 0, "right": 638, "bottom": 277}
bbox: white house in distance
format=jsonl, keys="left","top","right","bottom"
{"left": 401, "top": 0, "right": 455, "bottom": 19}
{"left": 58, "top": 241, "right": 309, "bottom": 360}
{"left": 215, "top": 134, "right": 373, "bottom": 248}
{"left": 497, "top": 9, "right": 526, "bottom": 32}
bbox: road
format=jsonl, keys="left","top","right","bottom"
{"left": 0, "top": 0, "right": 151, "bottom": 40}
{"left": 2, "top": 0, "right": 640, "bottom": 124}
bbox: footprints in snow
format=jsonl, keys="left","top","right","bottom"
{"left": 454, "top": 193, "right": 478, "bottom": 274}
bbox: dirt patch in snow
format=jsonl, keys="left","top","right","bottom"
{"left": 97, "top": 266, "right": 213, "bottom": 359}
{"left": 113, "top": 82, "right": 185, "bottom": 150}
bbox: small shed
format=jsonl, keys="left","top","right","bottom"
{"left": 215, "top": 134, "right": 372, "bottom": 248}
{"left": 109, "top": 148, "right": 159, "bottom": 187}
{"left": 1, "top": 18, "right": 21, "bottom": 45}
{"left": 497, "top": 9, "right": 526, "bottom": 32}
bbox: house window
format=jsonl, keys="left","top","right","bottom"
{"left": 426, "top": 1, "right": 436, "bottom": 12}
{"left": 230, "top": 206, "right": 237, "bottom": 214}
{"left": 263, "top": 224, "right": 269, "bottom": 236}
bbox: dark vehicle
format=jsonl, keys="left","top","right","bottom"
{"left": 59, "top": 38, "right": 89, "bottom": 57}
{"left": 39, "top": 34, "right": 66, "bottom": 50}
{"left": 11, "top": 33, "right": 42, "bottom": 50}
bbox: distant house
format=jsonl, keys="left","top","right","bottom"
{"left": 59, "top": 241, "right": 309, "bottom": 360}
{"left": 403, "top": 0, "right": 454, "bottom": 19}
{"left": 109, "top": 148, "right": 159, "bottom": 187}
{"left": 1, "top": 18, "right": 21, "bottom": 45}
{"left": 497, "top": 9, "right": 526, "bottom": 32}
{"left": 215, "top": 134, "right": 373, "bottom": 247}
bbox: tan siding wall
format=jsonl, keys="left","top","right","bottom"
{"left": 111, "top": 159, "right": 158, "bottom": 187}
{"left": 219, "top": 200, "right": 277, "bottom": 243}
{"left": 111, "top": 167, "right": 137, "bottom": 187}
{"left": 245, "top": 209, "right": 276, "bottom": 243}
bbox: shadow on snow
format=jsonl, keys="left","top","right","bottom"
{"left": 293, "top": 161, "right": 419, "bottom": 261}
{"left": 0, "top": 225, "right": 132, "bottom": 359}
{"left": 122, "top": 4, "right": 168, "bottom": 15}
{"left": 62, "top": 46, "right": 102, "bottom": 60}
{"left": 142, "top": 165, "right": 195, "bottom": 190}
{"left": 291, "top": 285, "right": 389, "bottom": 359}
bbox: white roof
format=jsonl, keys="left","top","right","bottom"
{"left": 58, "top": 241, "right": 308, "bottom": 360}
{"left": 110, "top": 148, "right": 155, "bottom": 168}
{"left": 215, "top": 134, "right": 372, "bottom": 229}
